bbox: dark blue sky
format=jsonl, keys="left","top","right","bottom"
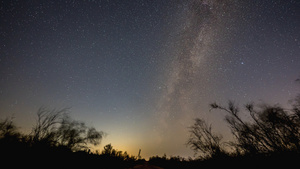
{"left": 0, "top": 0, "right": 299, "bottom": 158}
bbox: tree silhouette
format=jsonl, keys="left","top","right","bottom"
{"left": 0, "top": 117, "right": 22, "bottom": 146}
{"left": 0, "top": 117, "right": 20, "bottom": 139}
{"left": 0, "top": 108, "right": 147, "bottom": 168}
{"left": 188, "top": 77, "right": 300, "bottom": 158}
{"left": 30, "top": 107, "right": 104, "bottom": 151}
{"left": 31, "top": 107, "right": 67, "bottom": 145}
{"left": 102, "top": 143, "right": 114, "bottom": 155}
{"left": 56, "top": 116, "right": 104, "bottom": 151}
{"left": 187, "top": 118, "right": 224, "bottom": 158}
{"left": 209, "top": 100, "right": 300, "bottom": 154}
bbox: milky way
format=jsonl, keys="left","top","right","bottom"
{"left": 1, "top": 0, "right": 299, "bottom": 158}
{"left": 156, "top": 0, "right": 236, "bottom": 131}
{"left": 151, "top": 0, "right": 300, "bottom": 157}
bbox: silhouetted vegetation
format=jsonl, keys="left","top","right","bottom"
{"left": 184, "top": 90, "right": 300, "bottom": 168}
{"left": 149, "top": 154, "right": 192, "bottom": 169}
{"left": 2, "top": 82, "right": 300, "bottom": 168}
{"left": 187, "top": 100, "right": 300, "bottom": 156}
{"left": 209, "top": 101, "right": 300, "bottom": 154}
{"left": 0, "top": 108, "right": 143, "bottom": 168}
{"left": 31, "top": 107, "right": 104, "bottom": 151}
{"left": 149, "top": 80, "right": 300, "bottom": 168}
{"left": 187, "top": 118, "right": 225, "bottom": 158}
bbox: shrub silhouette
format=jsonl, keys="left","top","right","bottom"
{"left": 101, "top": 143, "right": 137, "bottom": 161}
{"left": 1, "top": 90, "right": 300, "bottom": 168}
{"left": 0, "top": 107, "right": 145, "bottom": 168}
{"left": 0, "top": 117, "right": 24, "bottom": 153}
{"left": 184, "top": 92, "right": 300, "bottom": 167}
{"left": 188, "top": 78, "right": 300, "bottom": 160}
{"left": 187, "top": 118, "right": 225, "bottom": 158}
{"left": 30, "top": 107, "right": 105, "bottom": 151}
{"left": 100, "top": 144, "right": 138, "bottom": 168}
{"left": 56, "top": 116, "right": 104, "bottom": 151}
{"left": 0, "top": 107, "right": 109, "bottom": 168}
{"left": 31, "top": 107, "right": 67, "bottom": 146}
{"left": 0, "top": 117, "right": 21, "bottom": 142}
{"left": 209, "top": 101, "right": 300, "bottom": 154}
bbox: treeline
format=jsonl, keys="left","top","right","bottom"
{"left": 0, "top": 108, "right": 144, "bottom": 168}
{"left": 1, "top": 97, "right": 300, "bottom": 168}
{"left": 1, "top": 82, "right": 300, "bottom": 168}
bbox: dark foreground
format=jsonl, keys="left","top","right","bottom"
{"left": 132, "top": 162, "right": 163, "bottom": 169}
{"left": 3, "top": 147, "right": 300, "bottom": 169}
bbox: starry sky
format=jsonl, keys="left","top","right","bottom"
{"left": 0, "top": 0, "right": 299, "bottom": 158}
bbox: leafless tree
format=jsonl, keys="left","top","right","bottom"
{"left": 31, "top": 107, "right": 104, "bottom": 151}
{"left": 210, "top": 101, "right": 300, "bottom": 154}
{"left": 56, "top": 116, "right": 104, "bottom": 151}
{"left": 187, "top": 118, "right": 224, "bottom": 158}
{"left": 31, "top": 107, "right": 67, "bottom": 144}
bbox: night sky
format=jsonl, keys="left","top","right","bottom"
{"left": 0, "top": 0, "right": 299, "bottom": 158}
